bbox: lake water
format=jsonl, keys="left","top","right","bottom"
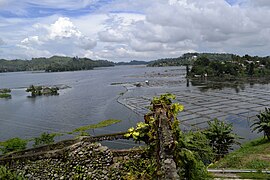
{"left": 0, "top": 65, "right": 269, "bottom": 148}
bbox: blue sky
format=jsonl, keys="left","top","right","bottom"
{"left": 0, "top": 0, "right": 270, "bottom": 61}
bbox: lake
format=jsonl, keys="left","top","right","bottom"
{"left": 0, "top": 65, "right": 268, "bottom": 148}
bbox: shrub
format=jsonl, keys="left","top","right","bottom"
{"left": 33, "top": 132, "right": 56, "bottom": 147}
{"left": 0, "top": 166, "right": 24, "bottom": 180}
{"left": 0, "top": 138, "right": 27, "bottom": 154}
{"left": 0, "top": 93, "right": 11, "bottom": 98}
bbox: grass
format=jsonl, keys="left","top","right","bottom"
{"left": 73, "top": 119, "right": 122, "bottom": 132}
{"left": 0, "top": 93, "right": 11, "bottom": 98}
{"left": 210, "top": 137, "right": 270, "bottom": 170}
{"left": 238, "top": 172, "right": 270, "bottom": 179}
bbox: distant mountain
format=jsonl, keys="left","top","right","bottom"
{"left": 115, "top": 60, "right": 149, "bottom": 66}
{"left": 0, "top": 56, "right": 114, "bottom": 73}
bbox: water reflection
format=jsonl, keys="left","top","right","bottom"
{"left": 190, "top": 77, "right": 270, "bottom": 93}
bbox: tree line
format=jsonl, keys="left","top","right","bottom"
{"left": 147, "top": 52, "right": 235, "bottom": 67}
{"left": 189, "top": 54, "right": 270, "bottom": 78}
{"left": 0, "top": 56, "right": 114, "bottom": 73}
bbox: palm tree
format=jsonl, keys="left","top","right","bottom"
{"left": 251, "top": 108, "right": 270, "bottom": 140}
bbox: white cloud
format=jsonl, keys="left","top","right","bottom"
{"left": 48, "top": 17, "right": 82, "bottom": 39}
{"left": 1, "top": 0, "right": 270, "bottom": 61}
{"left": 15, "top": 17, "right": 97, "bottom": 59}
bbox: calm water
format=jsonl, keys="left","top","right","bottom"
{"left": 0, "top": 65, "right": 268, "bottom": 148}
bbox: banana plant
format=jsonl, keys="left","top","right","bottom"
{"left": 251, "top": 107, "right": 270, "bottom": 140}
{"left": 204, "top": 118, "right": 240, "bottom": 160}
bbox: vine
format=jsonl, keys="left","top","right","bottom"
{"left": 125, "top": 93, "right": 213, "bottom": 179}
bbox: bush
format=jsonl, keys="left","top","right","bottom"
{"left": 0, "top": 93, "right": 11, "bottom": 99}
{"left": 33, "top": 132, "right": 56, "bottom": 147}
{"left": 0, "top": 138, "right": 27, "bottom": 154}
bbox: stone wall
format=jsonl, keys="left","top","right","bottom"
{"left": 1, "top": 140, "right": 144, "bottom": 179}
{"left": 0, "top": 117, "right": 180, "bottom": 179}
{"left": 156, "top": 109, "right": 180, "bottom": 180}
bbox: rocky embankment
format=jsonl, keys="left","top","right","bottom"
{"left": 0, "top": 139, "right": 145, "bottom": 179}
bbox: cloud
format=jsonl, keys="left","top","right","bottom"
{"left": 244, "top": 0, "right": 270, "bottom": 7}
{"left": 17, "top": 17, "right": 97, "bottom": 58}
{"left": 0, "top": 38, "right": 5, "bottom": 45}
{"left": 108, "top": 0, "right": 270, "bottom": 59}
{"left": 1, "top": 0, "right": 270, "bottom": 61}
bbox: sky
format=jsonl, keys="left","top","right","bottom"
{"left": 0, "top": 0, "right": 270, "bottom": 61}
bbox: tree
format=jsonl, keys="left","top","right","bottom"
{"left": 251, "top": 108, "right": 270, "bottom": 140}
{"left": 247, "top": 62, "right": 255, "bottom": 76}
{"left": 204, "top": 118, "right": 240, "bottom": 160}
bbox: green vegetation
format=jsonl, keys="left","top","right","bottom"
{"left": 0, "top": 56, "right": 114, "bottom": 73}
{"left": 0, "top": 138, "right": 27, "bottom": 154}
{"left": 0, "top": 119, "right": 122, "bottom": 154}
{"left": 121, "top": 157, "right": 157, "bottom": 179}
{"left": 210, "top": 138, "right": 270, "bottom": 170}
{"left": 33, "top": 132, "right": 56, "bottom": 147}
{"left": 190, "top": 54, "right": 270, "bottom": 78}
{"left": 26, "top": 85, "right": 59, "bottom": 96}
{"left": 0, "top": 166, "right": 25, "bottom": 180}
{"left": 73, "top": 119, "right": 122, "bottom": 133}
{"left": 204, "top": 118, "right": 240, "bottom": 160}
{"left": 0, "top": 88, "right": 11, "bottom": 99}
{"left": 147, "top": 53, "right": 196, "bottom": 67}
{"left": 252, "top": 107, "right": 270, "bottom": 140}
{"left": 238, "top": 172, "right": 270, "bottom": 179}
{"left": 125, "top": 94, "right": 213, "bottom": 179}
{"left": 147, "top": 52, "right": 234, "bottom": 67}
{"left": 0, "top": 93, "right": 11, "bottom": 99}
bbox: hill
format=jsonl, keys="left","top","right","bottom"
{"left": 147, "top": 52, "right": 235, "bottom": 67}
{"left": 0, "top": 56, "right": 114, "bottom": 72}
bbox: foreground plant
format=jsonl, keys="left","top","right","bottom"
{"left": 125, "top": 93, "right": 213, "bottom": 179}
{"left": 0, "top": 166, "right": 24, "bottom": 180}
{"left": 251, "top": 107, "right": 270, "bottom": 140}
{"left": 204, "top": 118, "right": 240, "bottom": 160}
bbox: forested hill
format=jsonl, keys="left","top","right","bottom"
{"left": 0, "top": 56, "right": 114, "bottom": 72}
{"left": 147, "top": 53, "right": 234, "bottom": 67}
